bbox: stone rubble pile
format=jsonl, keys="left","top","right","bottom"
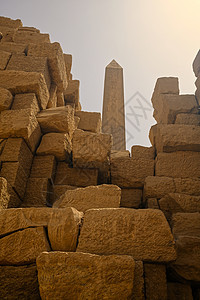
{"left": 0, "top": 16, "right": 199, "bottom": 299}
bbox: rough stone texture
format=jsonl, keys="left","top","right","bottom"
{"left": 63, "top": 53, "right": 72, "bottom": 79}
{"left": 37, "top": 251, "right": 135, "bottom": 300}
{"left": 0, "top": 138, "right": 6, "bottom": 155}
{"left": 53, "top": 184, "right": 121, "bottom": 212}
{"left": 28, "top": 42, "right": 67, "bottom": 91}
{"left": 0, "top": 177, "right": 21, "bottom": 209}
{"left": 193, "top": 49, "right": 200, "bottom": 77}
{"left": 146, "top": 198, "right": 159, "bottom": 209}
{"left": 0, "top": 87, "right": 13, "bottom": 111}
{"left": 155, "top": 151, "right": 200, "bottom": 178}
{"left": 120, "top": 188, "right": 142, "bottom": 208}
{"left": 0, "top": 264, "right": 40, "bottom": 300}
{"left": 0, "top": 70, "right": 49, "bottom": 109}
{"left": 152, "top": 77, "right": 179, "bottom": 96}
{"left": 7, "top": 54, "right": 51, "bottom": 90}
{"left": 37, "top": 106, "right": 75, "bottom": 137}
{"left": 48, "top": 207, "right": 83, "bottom": 251}
{"left": 0, "top": 25, "right": 16, "bottom": 43}
{"left": 75, "top": 111, "right": 102, "bottom": 133}
{"left": 37, "top": 133, "right": 72, "bottom": 161}
{"left": 56, "top": 90, "right": 65, "bottom": 106}
{"left": 0, "top": 109, "right": 41, "bottom": 152}
{"left": 77, "top": 208, "right": 176, "bottom": 262}
{"left": 133, "top": 261, "right": 145, "bottom": 300}
{"left": 0, "top": 50, "right": 11, "bottom": 70}
{"left": 167, "top": 282, "right": 193, "bottom": 300}
{"left": 47, "top": 83, "right": 57, "bottom": 108}
{"left": 72, "top": 129, "right": 112, "bottom": 171}
{"left": 0, "top": 227, "right": 50, "bottom": 265}
{"left": 55, "top": 162, "right": 98, "bottom": 186}
{"left": 51, "top": 184, "right": 78, "bottom": 204}
{"left": 170, "top": 213, "right": 200, "bottom": 281}
{"left": 175, "top": 113, "right": 200, "bottom": 125}
{"left": 0, "top": 16, "right": 22, "bottom": 28}
{"left": 111, "top": 157, "right": 154, "bottom": 188}
{"left": 151, "top": 124, "right": 200, "bottom": 152}
{"left": 13, "top": 31, "right": 50, "bottom": 44}
{"left": 11, "top": 93, "right": 40, "bottom": 114}
{"left": 110, "top": 150, "right": 130, "bottom": 159}
{"left": 144, "top": 264, "right": 167, "bottom": 300}
{"left": 0, "top": 42, "right": 27, "bottom": 54}
{"left": 131, "top": 145, "right": 155, "bottom": 159}
{"left": 64, "top": 79, "right": 79, "bottom": 105}
{"left": 159, "top": 193, "right": 200, "bottom": 220}
{"left": 30, "top": 155, "right": 56, "bottom": 180}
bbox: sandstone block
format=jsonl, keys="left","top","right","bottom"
{"left": 0, "top": 87, "right": 13, "bottom": 111}
{"left": 77, "top": 208, "right": 176, "bottom": 262}
{"left": 120, "top": 188, "right": 142, "bottom": 208}
{"left": 110, "top": 150, "right": 130, "bottom": 159}
{"left": 0, "top": 139, "right": 6, "bottom": 155}
{"left": 0, "top": 227, "right": 50, "bottom": 265}
{"left": 131, "top": 145, "right": 155, "bottom": 159}
{"left": 151, "top": 124, "right": 200, "bottom": 152}
{"left": 37, "top": 251, "right": 135, "bottom": 300}
{"left": 13, "top": 31, "right": 50, "bottom": 44}
{"left": 0, "top": 109, "right": 41, "bottom": 152}
{"left": 47, "top": 83, "right": 57, "bottom": 108}
{"left": 0, "top": 25, "right": 16, "bottom": 42}
{"left": 155, "top": 151, "right": 200, "bottom": 178}
{"left": 7, "top": 54, "right": 51, "bottom": 90}
{"left": 111, "top": 157, "right": 154, "bottom": 188}
{"left": 37, "top": 133, "right": 72, "bottom": 161}
{"left": 64, "top": 79, "right": 79, "bottom": 105}
{"left": 144, "top": 264, "right": 167, "bottom": 300}
{"left": 37, "top": 106, "right": 75, "bottom": 137}
{"left": 0, "top": 70, "right": 49, "bottom": 109}
{"left": 72, "top": 129, "right": 112, "bottom": 171}
{"left": 0, "top": 177, "right": 11, "bottom": 209}
{"left": 63, "top": 53, "right": 72, "bottom": 79}
{"left": 55, "top": 162, "right": 98, "bottom": 186}
{"left": 0, "top": 42, "right": 27, "bottom": 54}
{"left": 133, "top": 261, "right": 145, "bottom": 300}
{"left": 175, "top": 113, "right": 200, "bottom": 125}
{"left": 146, "top": 198, "right": 159, "bottom": 209}
{"left": 152, "top": 77, "right": 179, "bottom": 96}
{"left": 56, "top": 90, "right": 65, "bottom": 106}
{"left": 0, "top": 17, "right": 22, "bottom": 28}
{"left": 53, "top": 184, "right": 121, "bottom": 212}
{"left": 171, "top": 212, "right": 200, "bottom": 238}
{"left": 167, "top": 283, "right": 193, "bottom": 300}
{"left": 48, "top": 207, "right": 83, "bottom": 251}
{"left": 51, "top": 184, "right": 78, "bottom": 203}
{"left": 18, "top": 27, "right": 40, "bottom": 33}
{"left": 0, "top": 50, "right": 11, "bottom": 69}
{"left": 193, "top": 49, "right": 200, "bottom": 77}
{"left": 30, "top": 155, "right": 56, "bottom": 180}
{"left": 75, "top": 111, "right": 101, "bottom": 133}
{"left": 174, "top": 177, "right": 200, "bottom": 196}
{"left": 28, "top": 42, "right": 67, "bottom": 91}
{"left": 11, "top": 93, "right": 40, "bottom": 114}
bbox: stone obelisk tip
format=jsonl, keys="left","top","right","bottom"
{"left": 106, "top": 59, "right": 122, "bottom": 69}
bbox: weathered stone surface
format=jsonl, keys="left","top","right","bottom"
{"left": 22, "top": 178, "right": 51, "bottom": 207}
{"left": 0, "top": 16, "right": 22, "bottom": 28}
{"left": 155, "top": 151, "right": 200, "bottom": 178}
{"left": 75, "top": 111, "right": 102, "bottom": 133}
{"left": 11, "top": 93, "right": 40, "bottom": 114}
{"left": 55, "top": 162, "right": 98, "bottom": 186}
{"left": 0, "top": 109, "right": 41, "bottom": 152}
{"left": 64, "top": 79, "right": 79, "bottom": 105}
{"left": 1, "top": 138, "right": 33, "bottom": 175}
{"left": 18, "top": 26, "right": 40, "bottom": 33}
{"left": 151, "top": 124, "right": 200, "bottom": 152}
{"left": 56, "top": 90, "right": 65, "bottom": 106}
{"left": 0, "top": 87, "right": 13, "bottom": 111}
{"left": 13, "top": 31, "right": 50, "bottom": 44}
{"left": 48, "top": 207, "right": 83, "bottom": 251}
{"left": 7, "top": 54, "right": 51, "bottom": 89}
{"left": 111, "top": 157, "right": 154, "bottom": 188}
{"left": 51, "top": 184, "right": 78, "bottom": 203}
{"left": 144, "top": 264, "right": 167, "bottom": 300}
{"left": 0, "top": 50, "right": 11, "bottom": 69}
{"left": 110, "top": 149, "right": 130, "bottom": 159}
{"left": 47, "top": 83, "right": 57, "bottom": 108}
{"left": 0, "top": 138, "right": 6, "bottom": 155}
{"left": 63, "top": 53, "right": 72, "bottom": 80}
{"left": 37, "top": 133, "right": 72, "bottom": 161}
{"left": 0, "top": 25, "right": 16, "bottom": 42}
{"left": 167, "top": 283, "right": 193, "bottom": 300}
{"left": 146, "top": 198, "right": 159, "bottom": 209}
{"left": 72, "top": 129, "right": 112, "bottom": 171}
{"left": 0, "top": 42, "right": 27, "bottom": 54}
{"left": 0, "top": 227, "right": 50, "bottom": 265}
{"left": 0, "top": 70, "right": 49, "bottom": 109}
{"left": 37, "top": 106, "right": 75, "bottom": 137}
{"left": 37, "top": 251, "right": 135, "bottom": 300}
{"left": 53, "top": 184, "right": 121, "bottom": 212}
{"left": 120, "top": 188, "right": 142, "bottom": 208}
{"left": 152, "top": 77, "right": 179, "bottom": 97}
{"left": 174, "top": 177, "right": 200, "bottom": 196}
{"left": 77, "top": 208, "right": 176, "bottom": 262}
{"left": 193, "top": 49, "right": 200, "bottom": 77}
{"left": 30, "top": 155, "right": 56, "bottom": 180}
{"left": 170, "top": 213, "right": 200, "bottom": 281}
{"left": 0, "top": 264, "right": 40, "bottom": 300}
{"left": 133, "top": 261, "right": 145, "bottom": 300}
{"left": 175, "top": 113, "right": 200, "bottom": 125}
{"left": 28, "top": 42, "right": 67, "bottom": 91}
{"left": 0, "top": 177, "right": 10, "bottom": 209}
{"left": 131, "top": 145, "right": 155, "bottom": 159}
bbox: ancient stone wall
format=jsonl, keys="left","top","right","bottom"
{"left": 0, "top": 16, "right": 199, "bottom": 299}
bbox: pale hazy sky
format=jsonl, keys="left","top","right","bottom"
{"left": 1, "top": 0, "right": 200, "bottom": 149}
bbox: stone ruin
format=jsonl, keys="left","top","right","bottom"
{"left": 0, "top": 16, "right": 200, "bottom": 300}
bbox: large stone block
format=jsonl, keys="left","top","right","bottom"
{"left": 30, "top": 155, "right": 56, "bottom": 180}
{"left": 152, "top": 77, "right": 179, "bottom": 97}
{"left": 51, "top": 184, "right": 78, "bottom": 203}
{"left": 0, "top": 227, "right": 50, "bottom": 265}
{"left": 0, "top": 50, "right": 11, "bottom": 70}
{"left": 37, "top": 133, "right": 72, "bottom": 161}
{"left": 155, "top": 151, "right": 200, "bottom": 178}
{"left": 47, "top": 83, "right": 57, "bottom": 108}
{"left": 0, "top": 109, "right": 41, "bottom": 152}
{"left": 193, "top": 49, "right": 200, "bottom": 77}
{"left": 133, "top": 261, "right": 145, "bottom": 300}
{"left": 7, "top": 54, "right": 51, "bottom": 90}
{"left": 144, "top": 264, "right": 167, "bottom": 300}
{"left": 77, "top": 208, "right": 176, "bottom": 262}
{"left": 110, "top": 149, "right": 130, "bottom": 159}
{"left": 131, "top": 145, "right": 155, "bottom": 159}
{"left": 55, "top": 162, "right": 98, "bottom": 186}
{"left": 167, "top": 283, "right": 193, "bottom": 300}
{"left": 0, "top": 16, "right": 22, "bottom": 28}
{"left": 0, "top": 87, "right": 13, "bottom": 111}
{"left": 111, "top": 157, "right": 154, "bottom": 188}
{"left": 175, "top": 113, "right": 200, "bottom": 125}
{"left": 63, "top": 53, "right": 72, "bottom": 80}
{"left": 0, "top": 25, "right": 16, "bottom": 42}
{"left": 36, "top": 251, "right": 135, "bottom": 300}
{"left": 121, "top": 188, "right": 142, "bottom": 208}
{"left": 27, "top": 42, "right": 67, "bottom": 91}
{"left": 0, "top": 177, "right": 21, "bottom": 209}
{"left": 0, "top": 42, "right": 27, "bottom": 54}
{"left": 53, "top": 184, "right": 121, "bottom": 212}
{"left": 11, "top": 93, "right": 40, "bottom": 114}
{"left": 13, "top": 31, "right": 50, "bottom": 44}
{"left": 64, "top": 79, "right": 79, "bottom": 105}
{"left": 75, "top": 111, "right": 102, "bottom": 133}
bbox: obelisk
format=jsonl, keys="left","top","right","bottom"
{"left": 102, "top": 60, "right": 126, "bottom": 150}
